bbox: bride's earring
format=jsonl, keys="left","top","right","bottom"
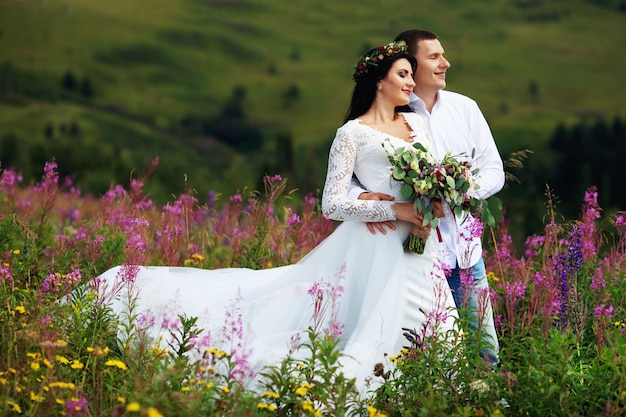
{"left": 377, "top": 84, "right": 382, "bottom": 91}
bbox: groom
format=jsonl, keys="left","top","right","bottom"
{"left": 350, "top": 29, "right": 504, "bottom": 366}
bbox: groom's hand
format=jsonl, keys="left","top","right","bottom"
{"left": 358, "top": 192, "right": 397, "bottom": 234}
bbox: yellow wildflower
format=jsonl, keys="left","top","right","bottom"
{"left": 12, "top": 249, "right": 20, "bottom": 255}
{"left": 117, "top": 397, "right": 126, "bottom": 404}
{"left": 147, "top": 407, "right": 164, "bottom": 417}
{"left": 126, "top": 402, "right": 141, "bottom": 412}
{"left": 257, "top": 403, "right": 269, "bottom": 410}
{"left": 104, "top": 359, "right": 128, "bottom": 370}
{"left": 263, "top": 391, "right": 279, "bottom": 399}
{"left": 43, "top": 359, "right": 52, "bottom": 368}
{"left": 29, "top": 391, "right": 45, "bottom": 403}
{"left": 70, "top": 360, "right": 84, "bottom": 370}
{"left": 15, "top": 306, "right": 26, "bottom": 315}
{"left": 7, "top": 400, "right": 21, "bottom": 413}
{"left": 221, "top": 386, "right": 230, "bottom": 393}
{"left": 87, "top": 346, "right": 110, "bottom": 356}
{"left": 0, "top": 378, "right": 7, "bottom": 385}
{"left": 301, "top": 400, "right": 314, "bottom": 412}
{"left": 181, "top": 386, "right": 190, "bottom": 392}
{"left": 56, "top": 355, "right": 70, "bottom": 365}
{"left": 486, "top": 271, "right": 500, "bottom": 282}
{"left": 56, "top": 339, "right": 68, "bottom": 347}
{"left": 268, "top": 404, "right": 277, "bottom": 412}
{"left": 49, "top": 382, "right": 76, "bottom": 390}
{"left": 30, "top": 362, "right": 40, "bottom": 371}
{"left": 206, "top": 348, "right": 226, "bottom": 357}
{"left": 56, "top": 398, "right": 65, "bottom": 405}
{"left": 367, "top": 406, "right": 387, "bottom": 417}
{"left": 295, "top": 386, "right": 308, "bottom": 396}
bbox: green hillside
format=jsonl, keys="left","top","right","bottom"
{"left": 1, "top": 0, "right": 625, "bottom": 229}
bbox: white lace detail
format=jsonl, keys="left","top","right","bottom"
{"left": 321, "top": 112, "right": 434, "bottom": 222}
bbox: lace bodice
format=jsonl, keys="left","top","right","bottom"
{"left": 321, "top": 112, "right": 434, "bottom": 222}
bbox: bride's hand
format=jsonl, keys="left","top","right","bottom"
{"left": 393, "top": 202, "right": 426, "bottom": 226}
{"left": 359, "top": 191, "right": 397, "bottom": 234}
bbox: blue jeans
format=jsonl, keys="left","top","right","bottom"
{"left": 447, "top": 258, "right": 499, "bottom": 367}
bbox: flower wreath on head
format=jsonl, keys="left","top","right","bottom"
{"left": 352, "top": 40, "right": 408, "bottom": 83}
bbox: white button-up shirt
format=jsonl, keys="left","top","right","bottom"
{"left": 409, "top": 90, "right": 505, "bottom": 269}
{"left": 349, "top": 89, "right": 505, "bottom": 269}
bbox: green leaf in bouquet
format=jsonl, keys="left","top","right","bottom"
{"left": 392, "top": 166, "right": 406, "bottom": 179}
{"left": 408, "top": 170, "right": 419, "bottom": 178}
{"left": 455, "top": 178, "right": 466, "bottom": 190}
{"left": 446, "top": 175, "right": 456, "bottom": 189}
{"left": 414, "top": 198, "right": 425, "bottom": 213}
{"left": 423, "top": 210, "right": 433, "bottom": 226}
{"left": 401, "top": 184, "right": 414, "bottom": 199}
{"left": 431, "top": 216, "right": 440, "bottom": 228}
{"left": 454, "top": 204, "right": 463, "bottom": 218}
{"left": 488, "top": 196, "right": 503, "bottom": 223}
{"left": 482, "top": 209, "right": 496, "bottom": 228}
{"left": 412, "top": 142, "right": 427, "bottom": 152}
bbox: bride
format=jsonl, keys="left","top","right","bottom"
{"left": 96, "top": 40, "right": 458, "bottom": 392}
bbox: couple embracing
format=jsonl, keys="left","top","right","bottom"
{"left": 98, "top": 28, "right": 504, "bottom": 392}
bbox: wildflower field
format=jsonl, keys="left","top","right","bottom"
{"left": 1, "top": 161, "right": 625, "bottom": 417}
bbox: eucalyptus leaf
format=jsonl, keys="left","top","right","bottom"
{"left": 401, "top": 184, "right": 413, "bottom": 199}
{"left": 424, "top": 211, "right": 433, "bottom": 226}
{"left": 392, "top": 166, "right": 406, "bottom": 179}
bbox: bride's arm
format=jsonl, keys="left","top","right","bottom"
{"left": 321, "top": 129, "right": 397, "bottom": 222}
{"left": 321, "top": 128, "right": 422, "bottom": 225}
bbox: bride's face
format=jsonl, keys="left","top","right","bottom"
{"left": 378, "top": 58, "right": 416, "bottom": 107}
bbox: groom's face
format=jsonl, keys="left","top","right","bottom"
{"left": 413, "top": 39, "right": 451, "bottom": 95}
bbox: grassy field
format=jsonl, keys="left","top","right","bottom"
{"left": 0, "top": 0, "right": 625, "bottom": 207}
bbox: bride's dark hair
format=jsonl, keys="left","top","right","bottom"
{"left": 344, "top": 50, "right": 416, "bottom": 123}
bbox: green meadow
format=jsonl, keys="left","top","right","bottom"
{"left": 1, "top": 0, "right": 625, "bottom": 236}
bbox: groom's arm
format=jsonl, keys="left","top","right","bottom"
{"left": 349, "top": 175, "right": 397, "bottom": 234}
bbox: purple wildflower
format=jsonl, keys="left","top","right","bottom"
{"left": 567, "top": 225, "right": 584, "bottom": 276}
{"left": 590, "top": 267, "right": 605, "bottom": 292}
{"left": 524, "top": 235, "right": 545, "bottom": 259}
{"left": 65, "top": 396, "right": 88, "bottom": 416}
{"left": 0, "top": 168, "right": 22, "bottom": 188}
{"left": 0, "top": 262, "right": 14, "bottom": 288}
{"left": 287, "top": 212, "right": 302, "bottom": 226}
{"left": 593, "top": 303, "right": 614, "bottom": 319}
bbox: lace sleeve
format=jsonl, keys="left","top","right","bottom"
{"left": 321, "top": 127, "right": 396, "bottom": 222}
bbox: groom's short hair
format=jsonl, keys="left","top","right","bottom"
{"left": 394, "top": 29, "right": 439, "bottom": 58}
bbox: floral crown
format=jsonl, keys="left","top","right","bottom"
{"left": 352, "top": 40, "right": 408, "bottom": 83}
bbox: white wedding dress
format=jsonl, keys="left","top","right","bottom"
{"left": 96, "top": 112, "right": 458, "bottom": 394}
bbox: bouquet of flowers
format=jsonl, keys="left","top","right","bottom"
{"left": 384, "top": 140, "right": 498, "bottom": 254}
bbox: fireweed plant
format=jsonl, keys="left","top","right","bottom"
{"left": 1, "top": 161, "right": 625, "bottom": 416}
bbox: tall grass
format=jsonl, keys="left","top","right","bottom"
{"left": 1, "top": 161, "right": 624, "bottom": 416}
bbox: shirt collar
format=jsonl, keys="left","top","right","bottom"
{"left": 409, "top": 91, "right": 442, "bottom": 113}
